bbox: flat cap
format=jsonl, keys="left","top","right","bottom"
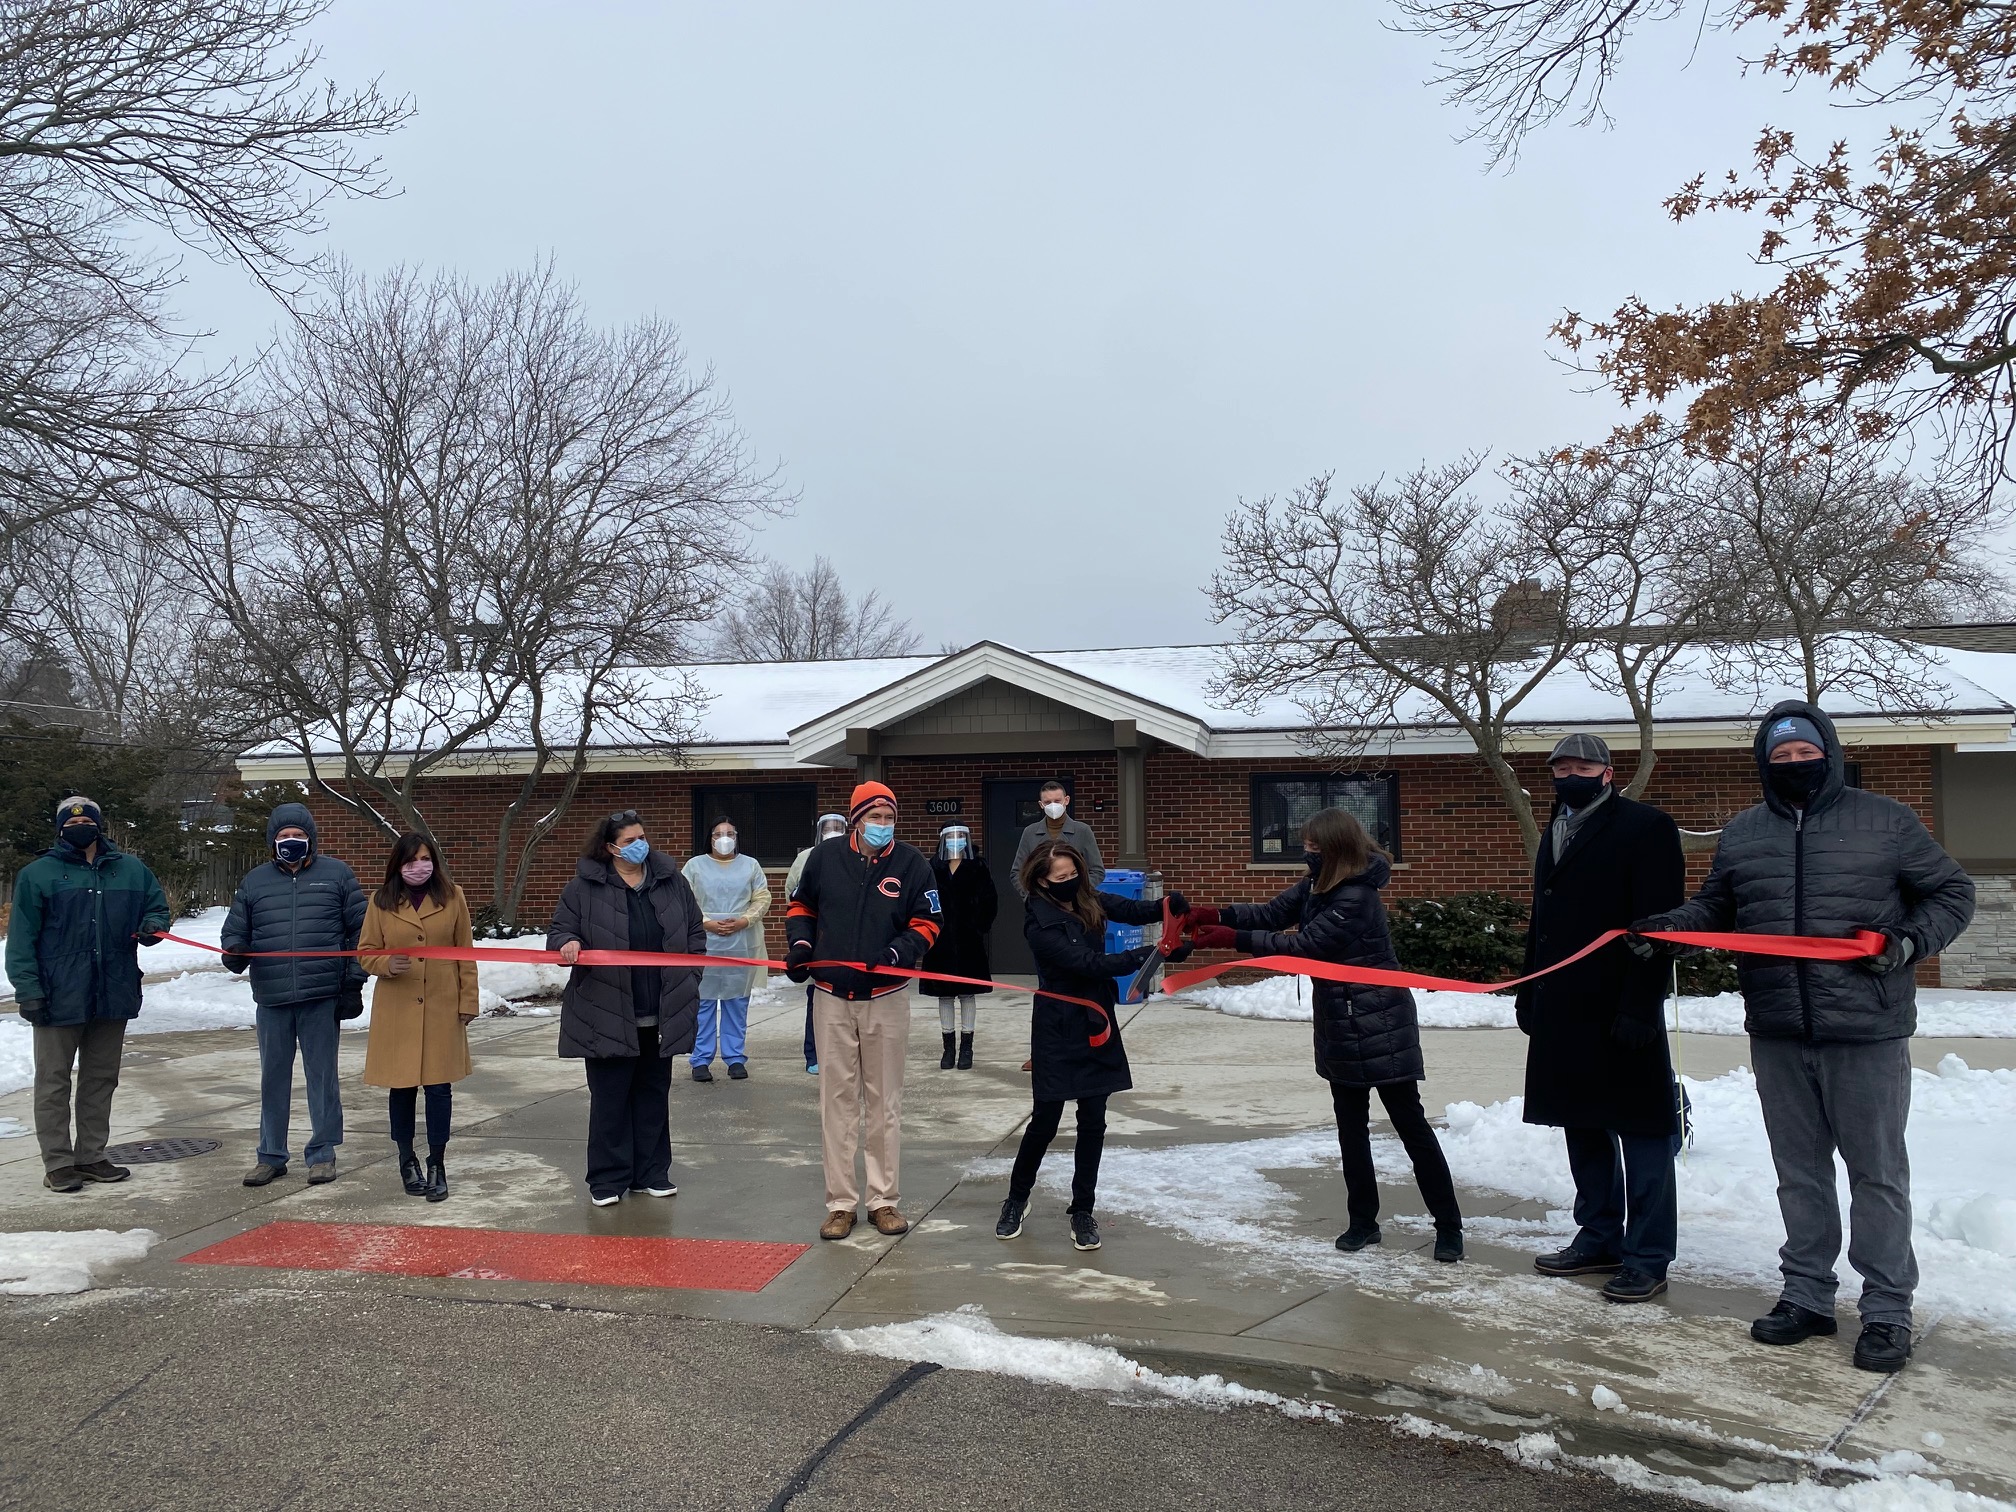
{"left": 1547, "top": 733, "right": 1612, "bottom": 765}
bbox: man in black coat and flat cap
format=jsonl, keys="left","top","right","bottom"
{"left": 1517, "top": 732, "right": 1686, "bottom": 1305}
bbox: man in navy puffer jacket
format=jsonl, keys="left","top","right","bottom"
{"left": 221, "top": 801, "right": 367, "bottom": 1186}
{"left": 1633, "top": 701, "right": 1973, "bottom": 1374}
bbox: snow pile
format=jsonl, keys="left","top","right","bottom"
{"left": 830, "top": 1306, "right": 2009, "bottom": 1512}
{"left": 1182, "top": 978, "right": 2015, "bottom": 1037}
{"left": 0, "top": 1228, "right": 158, "bottom": 1294}
{"left": 0, "top": 1018, "right": 28, "bottom": 1101}
{"left": 0, "top": 907, "right": 229, "bottom": 1000}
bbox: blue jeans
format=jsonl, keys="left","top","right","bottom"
{"left": 692, "top": 996, "right": 750, "bottom": 1067}
{"left": 1564, "top": 1126, "right": 1678, "bottom": 1280}
{"left": 256, "top": 1001, "right": 344, "bottom": 1167}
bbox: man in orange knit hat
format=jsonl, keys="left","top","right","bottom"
{"left": 785, "top": 780, "right": 941, "bottom": 1239}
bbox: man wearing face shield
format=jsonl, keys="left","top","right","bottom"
{"left": 919, "top": 824, "right": 999, "bottom": 1070}
{"left": 1631, "top": 702, "right": 1974, "bottom": 1374}
{"left": 785, "top": 814, "right": 849, "bottom": 1074}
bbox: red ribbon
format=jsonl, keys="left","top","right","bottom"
{"left": 1157, "top": 928, "right": 1888, "bottom": 997}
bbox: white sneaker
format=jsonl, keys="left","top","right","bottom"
{"left": 589, "top": 1191, "right": 622, "bottom": 1207}
{"left": 633, "top": 1183, "right": 678, "bottom": 1198}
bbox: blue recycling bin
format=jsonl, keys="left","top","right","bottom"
{"left": 1102, "top": 868, "right": 1146, "bottom": 995}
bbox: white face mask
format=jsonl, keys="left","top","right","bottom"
{"left": 1041, "top": 800, "right": 1066, "bottom": 820}
{"left": 712, "top": 834, "right": 736, "bottom": 857}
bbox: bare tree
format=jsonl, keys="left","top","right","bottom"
{"left": 1209, "top": 457, "right": 1606, "bottom": 862}
{"left": 714, "top": 555, "right": 922, "bottom": 661}
{"left": 159, "top": 264, "right": 787, "bottom": 926}
{"left": 0, "top": 0, "right": 409, "bottom": 631}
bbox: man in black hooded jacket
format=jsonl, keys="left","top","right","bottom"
{"left": 1632, "top": 701, "right": 1973, "bottom": 1373}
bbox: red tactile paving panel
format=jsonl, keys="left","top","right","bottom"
{"left": 182, "top": 1221, "right": 809, "bottom": 1292}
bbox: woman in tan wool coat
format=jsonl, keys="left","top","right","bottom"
{"left": 359, "top": 833, "right": 479, "bottom": 1203}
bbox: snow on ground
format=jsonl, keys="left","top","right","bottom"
{"left": 0, "top": 907, "right": 230, "bottom": 999}
{"left": 826, "top": 1306, "right": 2009, "bottom": 1512}
{"left": 1182, "top": 978, "right": 2016, "bottom": 1037}
{"left": 1072, "top": 1057, "right": 2016, "bottom": 1336}
{"left": 0, "top": 1228, "right": 157, "bottom": 1294}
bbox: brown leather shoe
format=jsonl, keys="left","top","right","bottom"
{"left": 819, "top": 1210, "right": 856, "bottom": 1241}
{"left": 868, "top": 1206, "right": 909, "bottom": 1236}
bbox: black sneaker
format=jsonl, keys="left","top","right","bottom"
{"left": 1433, "top": 1227, "right": 1463, "bottom": 1263}
{"left": 692, "top": 1064, "right": 714, "bottom": 1083}
{"left": 1601, "top": 1267, "right": 1669, "bottom": 1304}
{"left": 1070, "top": 1211, "right": 1101, "bottom": 1251}
{"left": 1534, "top": 1245, "right": 1622, "bottom": 1277}
{"left": 75, "top": 1159, "right": 131, "bottom": 1183}
{"left": 727, "top": 1062, "right": 748, "bottom": 1080}
{"left": 1853, "top": 1321, "right": 1912, "bottom": 1373}
{"left": 995, "top": 1197, "right": 1026, "bottom": 1239}
{"left": 1750, "top": 1299, "right": 1838, "bottom": 1346}
{"left": 43, "top": 1166, "right": 84, "bottom": 1193}
{"left": 1335, "top": 1223, "right": 1381, "bottom": 1252}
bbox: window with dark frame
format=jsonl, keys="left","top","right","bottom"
{"left": 690, "top": 784, "right": 820, "bottom": 867}
{"left": 1250, "top": 773, "right": 1400, "bottom": 863}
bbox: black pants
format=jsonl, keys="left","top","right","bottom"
{"left": 584, "top": 1025, "right": 672, "bottom": 1198}
{"left": 1564, "top": 1126, "right": 1677, "bottom": 1279}
{"left": 388, "top": 1083, "right": 452, "bottom": 1152}
{"left": 1332, "top": 1080, "right": 1461, "bottom": 1231}
{"left": 1009, "top": 1096, "right": 1108, "bottom": 1214}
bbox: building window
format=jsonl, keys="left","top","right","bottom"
{"left": 691, "top": 784, "right": 819, "bottom": 867}
{"left": 1250, "top": 773, "right": 1400, "bottom": 863}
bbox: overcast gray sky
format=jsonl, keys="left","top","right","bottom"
{"left": 175, "top": 2, "right": 1839, "bottom": 652}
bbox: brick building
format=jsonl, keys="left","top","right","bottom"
{"left": 237, "top": 637, "right": 2016, "bottom": 982}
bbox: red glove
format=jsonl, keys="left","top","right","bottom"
{"left": 1190, "top": 925, "right": 1238, "bottom": 951}
{"left": 1186, "top": 905, "right": 1221, "bottom": 929}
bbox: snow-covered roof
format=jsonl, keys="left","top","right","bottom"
{"left": 236, "top": 634, "right": 2016, "bottom": 780}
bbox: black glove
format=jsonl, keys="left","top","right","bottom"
{"left": 1859, "top": 928, "right": 1915, "bottom": 977}
{"left": 18, "top": 997, "right": 48, "bottom": 1027}
{"left": 1610, "top": 1013, "right": 1660, "bottom": 1051}
{"left": 336, "top": 981, "right": 366, "bottom": 1021}
{"left": 137, "top": 929, "right": 163, "bottom": 947}
{"left": 222, "top": 953, "right": 250, "bottom": 975}
{"left": 882, "top": 944, "right": 905, "bottom": 970}
{"left": 1164, "top": 892, "right": 1190, "bottom": 916}
{"left": 785, "top": 940, "right": 812, "bottom": 984}
{"left": 1625, "top": 918, "right": 1682, "bottom": 961}
{"left": 1163, "top": 941, "right": 1193, "bottom": 964}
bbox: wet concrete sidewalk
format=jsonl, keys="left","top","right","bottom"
{"left": 2, "top": 988, "right": 2011, "bottom": 1505}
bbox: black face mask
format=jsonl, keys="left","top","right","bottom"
{"left": 1303, "top": 850, "right": 1323, "bottom": 876}
{"left": 1043, "top": 875, "right": 1082, "bottom": 904}
{"left": 275, "top": 837, "right": 311, "bottom": 865}
{"left": 1767, "top": 757, "right": 1830, "bottom": 804}
{"left": 1552, "top": 773, "right": 1608, "bottom": 810}
{"left": 61, "top": 823, "right": 100, "bottom": 851}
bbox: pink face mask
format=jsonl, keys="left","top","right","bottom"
{"left": 400, "top": 858, "right": 434, "bottom": 887}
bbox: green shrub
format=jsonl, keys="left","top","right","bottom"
{"left": 1390, "top": 891, "right": 1529, "bottom": 985}
{"left": 1676, "top": 949, "right": 1739, "bottom": 996}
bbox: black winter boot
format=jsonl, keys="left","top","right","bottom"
{"left": 1751, "top": 1299, "right": 1838, "bottom": 1346}
{"left": 1433, "top": 1226, "right": 1464, "bottom": 1263}
{"left": 957, "top": 1032, "right": 974, "bottom": 1070}
{"left": 398, "top": 1149, "right": 427, "bottom": 1197}
{"left": 1853, "top": 1322, "right": 1912, "bottom": 1372}
{"left": 1335, "top": 1223, "right": 1381, "bottom": 1252}
{"left": 940, "top": 1033, "right": 956, "bottom": 1070}
{"left": 424, "top": 1156, "right": 448, "bottom": 1203}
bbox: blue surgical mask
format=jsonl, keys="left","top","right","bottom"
{"left": 617, "top": 837, "right": 650, "bottom": 864}
{"left": 275, "top": 837, "right": 310, "bottom": 864}
{"left": 943, "top": 835, "right": 967, "bottom": 856}
{"left": 862, "top": 822, "right": 895, "bottom": 850}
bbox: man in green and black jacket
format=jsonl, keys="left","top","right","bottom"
{"left": 6, "top": 796, "right": 170, "bottom": 1193}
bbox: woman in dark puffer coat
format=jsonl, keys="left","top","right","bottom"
{"left": 1191, "top": 807, "right": 1462, "bottom": 1261}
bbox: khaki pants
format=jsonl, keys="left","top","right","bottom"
{"left": 814, "top": 991, "right": 909, "bottom": 1211}
{"left": 34, "top": 1018, "right": 127, "bottom": 1173}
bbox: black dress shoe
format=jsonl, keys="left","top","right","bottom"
{"left": 1335, "top": 1223, "right": 1381, "bottom": 1252}
{"left": 1534, "top": 1245, "right": 1622, "bottom": 1276}
{"left": 1853, "top": 1321, "right": 1912, "bottom": 1372}
{"left": 424, "top": 1157, "right": 448, "bottom": 1204}
{"left": 1751, "top": 1299, "right": 1838, "bottom": 1346}
{"left": 1601, "top": 1267, "right": 1669, "bottom": 1303}
{"left": 399, "top": 1154, "right": 427, "bottom": 1196}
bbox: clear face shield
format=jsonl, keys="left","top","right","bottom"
{"left": 815, "top": 812, "right": 848, "bottom": 844}
{"left": 938, "top": 824, "right": 972, "bottom": 861}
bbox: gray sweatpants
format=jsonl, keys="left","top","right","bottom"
{"left": 1750, "top": 1035, "right": 1916, "bottom": 1328}
{"left": 34, "top": 1018, "right": 128, "bottom": 1173}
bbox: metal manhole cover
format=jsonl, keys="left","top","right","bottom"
{"left": 103, "top": 1138, "right": 221, "bottom": 1163}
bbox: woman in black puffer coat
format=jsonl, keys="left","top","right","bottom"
{"left": 1191, "top": 807, "right": 1461, "bottom": 1261}
{"left": 995, "top": 839, "right": 1190, "bottom": 1254}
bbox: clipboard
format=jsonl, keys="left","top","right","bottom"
{"left": 1121, "top": 900, "right": 1183, "bottom": 1004}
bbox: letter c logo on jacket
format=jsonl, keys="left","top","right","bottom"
{"left": 878, "top": 876, "right": 903, "bottom": 898}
